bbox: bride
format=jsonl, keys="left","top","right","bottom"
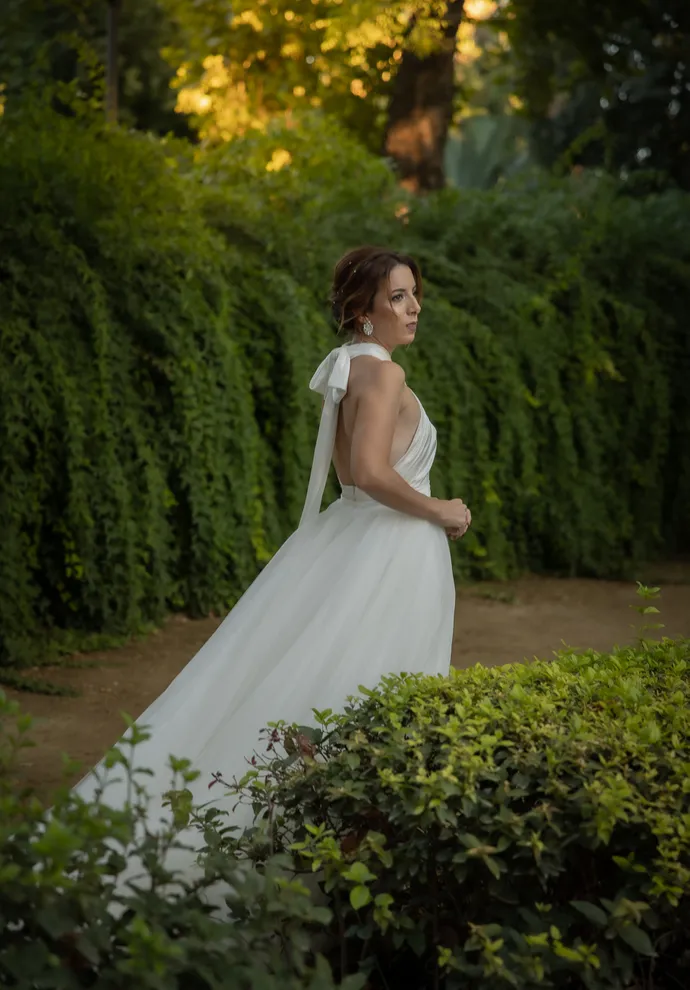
{"left": 73, "top": 245, "right": 472, "bottom": 822}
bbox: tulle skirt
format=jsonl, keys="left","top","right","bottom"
{"left": 74, "top": 491, "right": 455, "bottom": 839}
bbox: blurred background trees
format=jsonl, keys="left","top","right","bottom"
{"left": 504, "top": 0, "right": 689, "bottom": 189}
{"left": 1, "top": 0, "right": 686, "bottom": 191}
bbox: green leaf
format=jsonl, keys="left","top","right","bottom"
{"left": 375, "top": 893, "right": 394, "bottom": 908}
{"left": 484, "top": 855, "right": 502, "bottom": 879}
{"left": 458, "top": 833, "right": 483, "bottom": 849}
{"left": 554, "top": 944, "right": 584, "bottom": 963}
{"left": 350, "top": 884, "right": 372, "bottom": 910}
{"left": 343, "top": 861, "right": 376, "bottom": 884}
{"left": 571, "top": 900, "right": 608, "bottom": 927}
{"left": 618, "top": 924, "right": 655, "bottom": 957}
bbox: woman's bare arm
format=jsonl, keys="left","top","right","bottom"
{"left": 348, "top": 362, "right": 448, "bottom": 525}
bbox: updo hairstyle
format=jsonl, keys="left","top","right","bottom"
{"left": 330, "top": 246, "right": 423, "bottom": 335}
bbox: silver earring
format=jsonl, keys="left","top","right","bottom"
{"left": 362, "top": 318, "right": 374, "bottom": 336}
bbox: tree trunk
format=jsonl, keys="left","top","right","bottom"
{"left": 105, "top": 0, "right": 121, "bottom": 125}
{"left": 384, "top": 0, "right": 465, "bottom": 193}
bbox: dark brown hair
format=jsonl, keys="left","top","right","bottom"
{"left": 330, "top": 246, "right": 423, "bottom": 334}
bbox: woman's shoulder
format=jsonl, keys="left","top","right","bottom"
{"left": 348, "top": 355, "right": 406, "bottom": 397}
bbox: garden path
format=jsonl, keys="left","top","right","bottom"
{"left": 7, "top": 569, "right": 690, "bottom": 802}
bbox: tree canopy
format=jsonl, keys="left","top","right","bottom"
{"left": 0, "top": 1, "right": 687, "bottom": 188}
{"left": 503, "top": 0, "right": 690, "bottom": 187}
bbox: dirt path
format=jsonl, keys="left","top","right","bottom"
{"left": 5, "top": 573, "right": 690, "bottom": 802}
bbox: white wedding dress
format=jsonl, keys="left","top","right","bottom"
{"left": 74, "top": 341, "right": 455, "bottom": 833}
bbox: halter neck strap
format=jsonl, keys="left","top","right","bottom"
{"left": 299, "top": 342, "right": 391, "bottom": 526}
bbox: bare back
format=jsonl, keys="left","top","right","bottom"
{"left": 333, "top": 355, "right": 421, "bottom": 486}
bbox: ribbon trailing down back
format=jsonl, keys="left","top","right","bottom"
{"left": 299, "top": 342, "right": 391, "bottom": 527}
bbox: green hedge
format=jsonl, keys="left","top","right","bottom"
{"left": 1, "top": 106, "right": 689, "bottom": 669}
{"left": 2, "top": 630, "right": 689, "bottom": 988}
{"left": 0, "top": 693, "right": 362, "bottom": 990}
{"left": 197, "top": 631, "right": 690, "bottom": 989}
{"left": 0, "top": 107, "right": 271, "bottom": 671}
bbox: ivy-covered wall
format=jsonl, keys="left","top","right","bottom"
{"left": 1, "top": 108, "right": 688, "bottom": 669}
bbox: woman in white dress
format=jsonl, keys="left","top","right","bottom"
{"left": 73, "top": 245, "right": 472, "bottom": 825}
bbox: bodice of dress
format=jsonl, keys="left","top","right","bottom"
{"left": 300, "top": 342, "right": 437, "bottom": 525}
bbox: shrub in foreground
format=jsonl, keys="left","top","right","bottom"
{"left": 200, "top": 635, "right": 690, "bottom": 989}
{"left": 0, "top": 694, "right": 361, "bottom": 990}
{"left": 2, "top": 634, "right": 689, "bottom": 989}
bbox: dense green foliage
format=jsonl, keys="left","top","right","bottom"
{"left": 196, "top": 632, "right": 690, "bottom": 989}
{"left": 1, "top": 105, "right": 689, "bottom": 670}
{"left": 3, "top": 629, "right": 689, "bottom": 988}
{"left": 0, "top": 0, "right": 195, "bottom": 137}
{"left": 0, "top": 106, "right": 271, "bottom": 671}
{"left": 502, "top": 0, "right": 690, "bottom": 189}
{"left": 0, "top": 693, "right": 363, "bottom": 990}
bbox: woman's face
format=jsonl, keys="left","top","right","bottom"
{"left": 360, "top": 264, "right": 421, "bottom": 351}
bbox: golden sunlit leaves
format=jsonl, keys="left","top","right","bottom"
{"left": 234, "top": 9, "right": 264, "bottom": 32}
{"left": 456, "top": 23, "right": 482, "bottom": 64}
{"left": 465, "top": 0, "right": 497, "bottom": 20}
{"left": 176, "top": 87, "right": 208, "bottom": 115}
{"left": 169, "top": 0, "right": 505, "bottom": 146}
{"left": 340, "top": 17, "right": 396, "bottom": 53}
{"left": 201, "top": 53, "right": 227, "bottom": 84}
{"left": 178, "top": 68, "right": 270, "bottom": 142}
{"left": 266, "top": 147, "right": 292, "bottom": 170}
{"left": 281, "top": 41, "right": 302, "bottom": 58}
